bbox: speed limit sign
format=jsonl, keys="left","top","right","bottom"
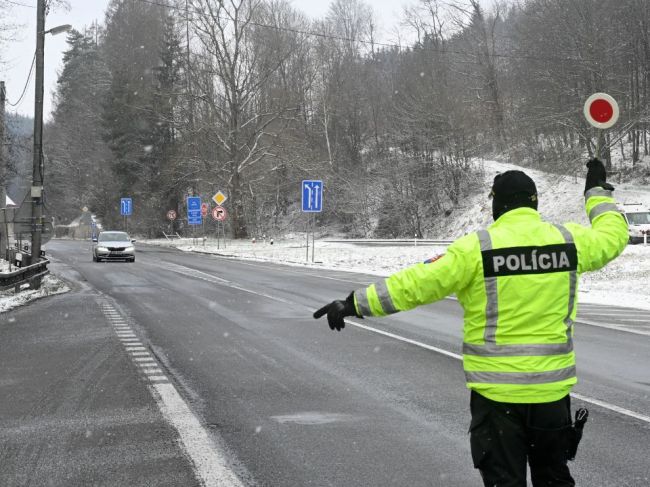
{"left": 166, "top": 209, "right": 177, "bottom": 221}
{"left": 212, "top": 206, "right": 227, "bottom": 221}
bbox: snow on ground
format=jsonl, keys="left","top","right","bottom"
{"left": 0, "top": 270, "right": 70, "bottom": 314}
{"left": 146, "top": 159, "right": 650, "bottom": 311}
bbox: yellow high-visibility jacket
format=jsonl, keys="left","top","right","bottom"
{"left": 353, "top": 187, "right": 628, "bottom": 403}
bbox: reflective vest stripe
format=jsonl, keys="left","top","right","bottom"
{"left": 465, "top": 365, "right": 576, "bottom": 385}
{"left": 553, "top": 224, "right": 577, "bottom": 340}
{"left": 477, "top": 230, "right": 498, "bottom": 343}
{"left": 356, "top": 288, "right": 372, "bottom": 315}
{"left": 588, "top": 202, "right": 621, "bottom": 223}
{"left": 585, "top": 187, "right": 613, "bottom": 199}
{"left": 375, "top": 279, "right": 398, "bottom": 314}
{"left": 356, "top": 280, "right": 397, "bottom": 316}
{"left": 463, "top": 340, "right": 573, "bottom": 357}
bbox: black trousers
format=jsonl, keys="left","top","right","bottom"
{"left": 469, "top": 390, "right": 575, "bottom": 487}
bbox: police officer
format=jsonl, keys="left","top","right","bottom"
{"left": 313, "top": 159, "right": 628, "bottom": 486}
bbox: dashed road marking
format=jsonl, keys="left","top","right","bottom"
{"left": 99, "top": 301, "right": 245, "bottom": 487}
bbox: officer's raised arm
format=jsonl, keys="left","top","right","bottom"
{"left": 565, "top": 158, "right": 628, "bottom": 273}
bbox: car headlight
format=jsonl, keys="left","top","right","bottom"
{"left": 97, "top": 246, "right": 109, "bottom": 252}
{"left": 125, "top": 246, "right": 134, "bottom": 252}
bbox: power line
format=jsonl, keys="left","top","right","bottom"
{"left": 133, "top": 0, "right": 586, "bottom": 64}
{"left": 2, "top": 0, "right": 36, "bottom": 8}
{"left": 7, "top": 52, "right": 36, "bottom": 108}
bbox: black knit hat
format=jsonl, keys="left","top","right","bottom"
{"left": 490, "top": 170, "right": 538, "bottom": 220}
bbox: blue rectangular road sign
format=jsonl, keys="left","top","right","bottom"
{"left": 302, "top": 180, "right": 323, "bottom": 212}
{"left": 120, "top": 198, "right": 132, "bottom": 216}
{"left": 187, "top": 196, "right": 202, "bottom": 225}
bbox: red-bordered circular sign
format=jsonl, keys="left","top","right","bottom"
{"left": 201, "top": 202, "right": 209, "bottom": 217}
{"left": 166, "top": 209, "right": 177, "bottom": 221}
{"left": 583, "top": 92, "right": 619, "bottom": 129}
{"left": 212, "top": 206, "right": 227, "bottom": 221}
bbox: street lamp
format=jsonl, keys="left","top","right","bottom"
{"left": 46, "top": 24, "right": 72, "bottom": 36}
{"left": 29, "top": 0, "right": 71, "bottom": 267}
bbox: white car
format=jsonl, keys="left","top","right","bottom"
{"left": 618, "top": 203, "right": 650, "bottom": 244}
{"left": 93, "top": 231, "right": 136, "bottom": 262}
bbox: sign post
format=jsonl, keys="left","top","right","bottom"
{"left": 120, "top": 197, "right": 132, "bottom": 233}
{"left": 166, "top": 209, "right": 177, "bottom": 235}
{"left": 583, "top": 92, "right": 619, "bottom": 159}
{"left": 201, "top": 203, "right": 209, "bottom": 246}
{"left": 187, "top": 196, "right": 202, "bottom": 245}
{"left": 301, "top": 180, "right": 323, "bottom": 262}
{"left": 212, "top": 206, "right": 227, "bottom": 249}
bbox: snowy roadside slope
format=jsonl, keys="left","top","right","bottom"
{"left": 432, "top": 159, "right": 650, "bottom": 240}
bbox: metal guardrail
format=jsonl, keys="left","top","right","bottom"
{"left": 163, "top": 231, "right": 182, "bottom": 240}
{"left": 322, "top": 239, "right": 454, "bottom": 246}
{"left": 0, "top": 258, "right": 50, "bottom": 292}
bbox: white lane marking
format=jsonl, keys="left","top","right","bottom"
{"left": 146, "top": 260, "right": 293, "bottom": 305}
{"left": 135, "top": 357, "right": 157, "bottom": 362}
{"left": 125, "top": 346, "right": 147, "bottom": 351}
{"left": 227, "top": 259, "right": 372, "bottom": 285}
{"left": 151, "top": 383, "right": 245, "bottom": 487}
{"left": 343, "top": 318, "right": 650, "bottom": 424}
{"left": 347, "top": 319, "right": 462, "bottom": 361}
{"left": 575, "top": 318, "right": 650, "bottom": 337}
{"left": 571, "top": 392, "right": 650, "bottom": 423}
{"left": 578, "top": 310, "right": 648, "bottom": 321}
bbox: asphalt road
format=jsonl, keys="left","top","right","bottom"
{"left": 17, "top": 239, "right": 650, "bottom": 486}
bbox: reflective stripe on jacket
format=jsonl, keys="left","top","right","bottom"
{"left": 353, "top": 187, "right": 628, "bottom": 403}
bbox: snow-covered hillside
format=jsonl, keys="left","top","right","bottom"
{"left": 432, "top": 158, "right": 650, "bottom": 240}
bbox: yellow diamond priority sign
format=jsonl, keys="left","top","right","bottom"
{"left": 212, "top": 191, "right": 227, "bottom": 206}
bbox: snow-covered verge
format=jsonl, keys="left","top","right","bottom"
{"left": 144, "top": 158, "right": 650, "bottom": 311}
{"left": 0, "top": 273, "right": 70, "bottom": 314}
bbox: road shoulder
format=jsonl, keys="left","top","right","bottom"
{"left": 0, "top": 279, "right": 200, "bottom": 486}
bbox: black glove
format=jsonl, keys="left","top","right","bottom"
{"left": 313, "top": 292, "right": 361, "bottom": 331}
{"left": 585, "top": 158, "right": 614, "bottom": 193}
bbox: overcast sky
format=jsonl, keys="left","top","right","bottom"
{"left": 0, "top": 0, "right": 479, "bottom": 120}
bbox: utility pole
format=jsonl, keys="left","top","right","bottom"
{"left": 0, "top": 81, "right": 6, "bottom": 259}
{"left": 29, "top": 0, "right": 45, "bottom": 266}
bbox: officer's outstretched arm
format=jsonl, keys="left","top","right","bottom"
{"left": 352, "top": 238, "right": 474, "bottom": 318}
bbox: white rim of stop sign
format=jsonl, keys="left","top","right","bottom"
{"left": 167, "top": 210, "right": 177, "bottom": 220}
{"left": 584, "top": 92, "right": 619, "bottom": 129}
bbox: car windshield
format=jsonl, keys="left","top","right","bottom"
{"left": 626, "top": 212, "right": 650, "bottom": 225}
{"left": 98, "top": 232, "right": 130, "bottom": 242}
